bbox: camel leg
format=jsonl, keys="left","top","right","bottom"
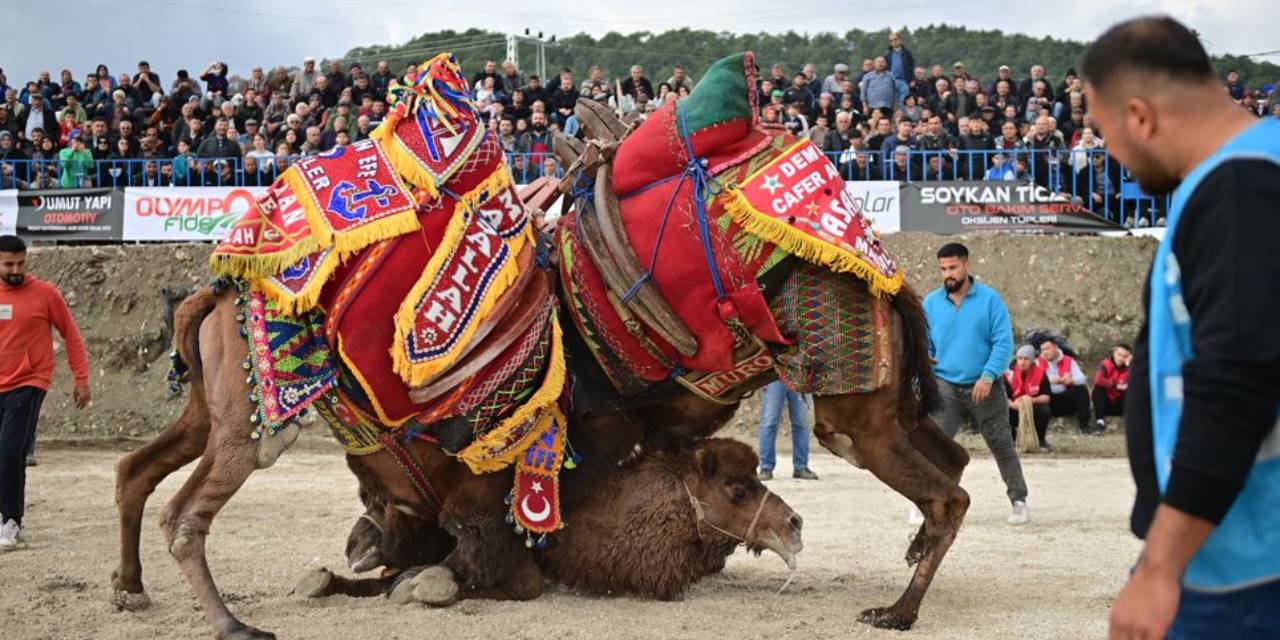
{"left": 390, "top": 473, "right": 542, "bottom": 606}
{"left": 294, "top": 566, "right": 400, "bottom": 598}
{"left": 155, "top": 298, "right": 279, "bottom": 640}
{"left": 111, "top": 391, "right": 211, "bottom": 610}
{"left": 814, "top": 393, "right": 970, "bottom": 631}
{"left": 903, "top": 415, "right": 970, "bottom": 565}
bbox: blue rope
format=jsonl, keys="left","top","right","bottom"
{"left": 618, "top": 172, "right": 681, "bottom": 201}
{"left": 677, "top": 104, "right": 727, "bottom": 300}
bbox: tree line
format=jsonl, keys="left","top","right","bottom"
{"left": 339, "top": 26, "right": 1279, "bottom": 90}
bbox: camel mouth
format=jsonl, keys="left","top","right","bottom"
{"left": 755, "top": 529, "right": 804, "bottom": 571}
{"left": 348, "top": 546, "right": 384, "bottom": 573}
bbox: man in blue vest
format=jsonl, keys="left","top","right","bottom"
{"left": 1082, "top": 16, "right": 1280, "bottom": 639}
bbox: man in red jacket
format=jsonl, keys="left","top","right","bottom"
{"left": 1006, "top": 344, "right": 1053, "bottom": 451}
{"left": 0, "top": 235, "right": 91, "bottom": 551}
{"left": 1092, "top": 343, "right": 1132, "bottom": 433}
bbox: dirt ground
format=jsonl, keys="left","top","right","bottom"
{"left": 2, "top": 439, "right": 1139, "bottom": 640}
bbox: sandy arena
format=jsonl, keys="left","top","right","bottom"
{"left": 2, "top": 437, "right": 1138, "bottom": 640}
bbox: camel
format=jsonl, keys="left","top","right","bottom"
{"left": 111, "top": 50, "right": 970, "bottom": 637}
{"left": 297, "top": 436, "right": 801, "bottom": 603}
{"left": 341, "top": 272, "right": 971, "bottom": 630}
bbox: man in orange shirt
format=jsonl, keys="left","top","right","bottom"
{"left": 0, "top": 235, "right": 90, "bottom": 551}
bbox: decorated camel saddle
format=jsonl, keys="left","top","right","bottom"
{"left": 556, "top": 52, "right": 902, "bottom": 407}
{"left": 205, "top": 54, "right": 568, "bottom": 536}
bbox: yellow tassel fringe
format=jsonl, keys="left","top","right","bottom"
{"left": 458, "top": 313, "right": 568, "bottom": 474}
{"left": 720, "top": 186, "right": 904, "bottom": 297}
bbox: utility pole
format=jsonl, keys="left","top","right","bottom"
{"left": 512, "top": 30, "right": 556, "bottom": 80}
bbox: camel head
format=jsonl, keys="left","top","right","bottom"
{"left": 343, "top": 445, "right": 455, "bottom": 574}
{"left": 682, "top": 438, "right": 804, "bottom": 569}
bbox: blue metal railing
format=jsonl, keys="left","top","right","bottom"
{"left": 0, "top": 148, "right": 1166, "bottom": 227}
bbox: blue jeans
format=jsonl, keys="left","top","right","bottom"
{"left": 1167, "top": 578, "right": 1280, "bottom": 639}
{"left": 757, "top": 381, "right": 813, "bottom": 472}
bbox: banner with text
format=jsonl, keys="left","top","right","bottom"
{"left": 123, "top": 186, "right": 268, "bottom": 241}
{"left": 844, "top": 181, "right": 901, "bottom": 233}
{"left": 899, "top": 181, "right": 1123, "bottom": 234}
{"left": 0, "top": 190, "right": 16, "bottom": 236}
{"left": 16, "top": 188, "right": 123, "bottom": 241}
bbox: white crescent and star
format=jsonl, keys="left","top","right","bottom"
{"left": 520, "top": 494, "right": 551, "bottom": 523}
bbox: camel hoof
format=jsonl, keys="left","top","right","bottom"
{"left": 218, "top": 621, "right": 277, "bottom": 640}
{"left": 292, "top": 567, "right": 335, "bottom": 599}
{"left": 111, "top": 588, "right": 152, "bottom": 612}
{"left": 858, "top": 606, "right": 916, "bottom": 631}
{"left": 905, "top": 528, "right": 927, "bottom": 567}
{"left": 410, "top": 566, "right": 460, "bottom": 607}
{"left": 387, "top": 568, "right": 423, "bottom": 605}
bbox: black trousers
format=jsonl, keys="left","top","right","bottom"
{"left": 1049, "top": 385, "right": 1093, "bottom": 433}
{"left": 1008, "top": 403, "right": 1051, "bottom": 447}
{"left": 0, "top": 386, "right": 46, "bottom": 526}
{"left": 1092, "top": 387, "right": 1125, "bottom": 421}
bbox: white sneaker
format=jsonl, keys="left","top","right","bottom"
{"left": 0, "top": 519, "right": 21, "bottom": 551}
{"left": 907, "top": 505, "right": 925, "bottom": 525}
{"left": 1007, "top": 501, "right": 1030, "bottom": 526}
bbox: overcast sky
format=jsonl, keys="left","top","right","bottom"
{"left": 2, "top": 0, "right": 1276, "bottom": 87}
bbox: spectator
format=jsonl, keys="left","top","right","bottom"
{"left": 105, "top": 137, "right": 139, "bottom": 186}
{"left": 244, "top": 132, "right": 274, "bottom": 161}
{"left": 242, "top": 155, "right": 269, "bottom": 187}
{"left": 821, "top": 63, "right": 849, "bottom": 99}
{"left": 19, "top": 95, "right": 57, "bottom": 143}
{"left": 90, "top": 134, "right": 112, "bottom": 160}
{"left": 782, "top": 102, "right": 809, "bottom": 137}
{"left": 1076, "top": 151, "right": 1119, "bottom": 213}
{"left": 1091, "top": 343, "right": 1131, "bottom": 433}
{"left": 756, "top": 380, "right": 819, "bottom": 481}
{"left": 1019, "top": 65, "right": 1054, "bottom": 103}
{"left": 370, "top": 60, "right": 394, "bottom": 96}
{"left": 986, "top": 65, "right": 1019, "bottom": 103}
{"left": 170, "top": 139, "right": 196, "bottom": 185}
{"left": 1005, "top": 344, "right": 1053, "bottom": 451}
{"left": 0, "top": 131, "right": 26, "bottom": 163}
{"left": 0, "top": 235, "right": 91, "bottom": 549}
{"left": 783, "top": 73, "right": 814, "bottom": 114}
{"left": 521, "top": 74, "right": 546, "bottom": 108}
{"left": 299, "top": 126, "right": 323, "bottom": 156}
{"left": 1225, "top": 69, "right": 1245, "bottom": 101}
{"left": 665, "top": 64, "right": 693, "bottom": 94}
{"left": 1037, "top": 339, "right": 1094, "bottom": 435}
{"left": 984, "top": 151, "right": 1016, "bottom": 181}
{"left": 290, "top": 57, "right": 318, "bottom": 102}
{"left": 138, "top": 158, "right": 167, "bottom": 187}
{"left": 204, "top": 158, "right": 235, "bottom": 186}
{"left": 923, "top": 242, "right": 1028, "bottom": 525}
{"left": 1069, "top": 126, "right": 1103, "bottom": 173}
{"left": 94, "top": 64, "right": 117, "bottom": 92}
{"left": 500, "top": 60, "right": 523, "bottom": 96}
{"left": 885, "top": 31, "right": 916, "bottom": 84}
{"left": 806, "top": 114, "right": 829, "bottom": 147}
{"left": 520, "top": 111, "right": 554, "bottom": 165}
{"left": 57, "top": 133, "right": 93, "bottom": 188}
{"left": 995, "top": 120, "right": 1024, "bottom": 152}
{"left": 620, "top": 65, "right": 654, "bottom": 100}
{"left": 56, "top": 93, "right": 86, "bottom": 128}
{"left": 885, "top": 145, "right": 912, "bottom": 179}
{"left": 539, "top": 156, "right": 559, "bottom": 179}
{"left": 859, "top": 57, "right": 897, "bottom": 117}
{"left": 1025, "top": 115, "right": 1066, "bottom": 189}
{"left": 547, "top": 75, "right": 579, "bottom": 127}
{"left": 325, "top": 60, "right": 348, "bottom": 94}
{"left": 196, "top": 118, "right": 241, "bottom": 159}
{"left": 879, "top": 119, "right": 915, "bottom": 162}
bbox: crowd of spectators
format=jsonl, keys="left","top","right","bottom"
{"left": 1, "top": 33, "right": 1276, "bottom": 194}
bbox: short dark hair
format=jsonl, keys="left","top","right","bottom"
{"left": 1116, "top": 343, "right": 1133, "bottom": 352}
{"left": 937, "top": 242, "right": 969, "bottom": 260}
{"left": 1080, "top": 16, "right": 1214, "bottom": 93}
{"left": 0, "top": 235, "right": 26, "bottom": 253}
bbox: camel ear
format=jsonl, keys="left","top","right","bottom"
{"left": 694, "top": 447, "right": 718, "bottom": 478}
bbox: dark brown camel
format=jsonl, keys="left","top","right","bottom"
{"left": 343, "top": 271, "right": 971, "bottom": 630}
{"left": 301, "top": 436, "right": 801, "bottom": 603}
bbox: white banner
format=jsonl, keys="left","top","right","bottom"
{"left": 844, "top": 181, "right": 900, "bottom": 234}
{"left": 0, "top": 189, "right": 16, "bottom": 236}
{"left": 122, "top": 187, "right": 268, "bottom": 241}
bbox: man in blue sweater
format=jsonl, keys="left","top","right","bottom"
{"left": 923, "top": 242, "right": 1029, "bottom": 525}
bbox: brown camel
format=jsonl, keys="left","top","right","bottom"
{"left": 111, "top": 286, "right": 801, "bottom": 639}
{"left": 343, "top": 269, "right": 971, "bottom": 630}
{"left": 301, "top": 436, "right": 800, "bottom": 603}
